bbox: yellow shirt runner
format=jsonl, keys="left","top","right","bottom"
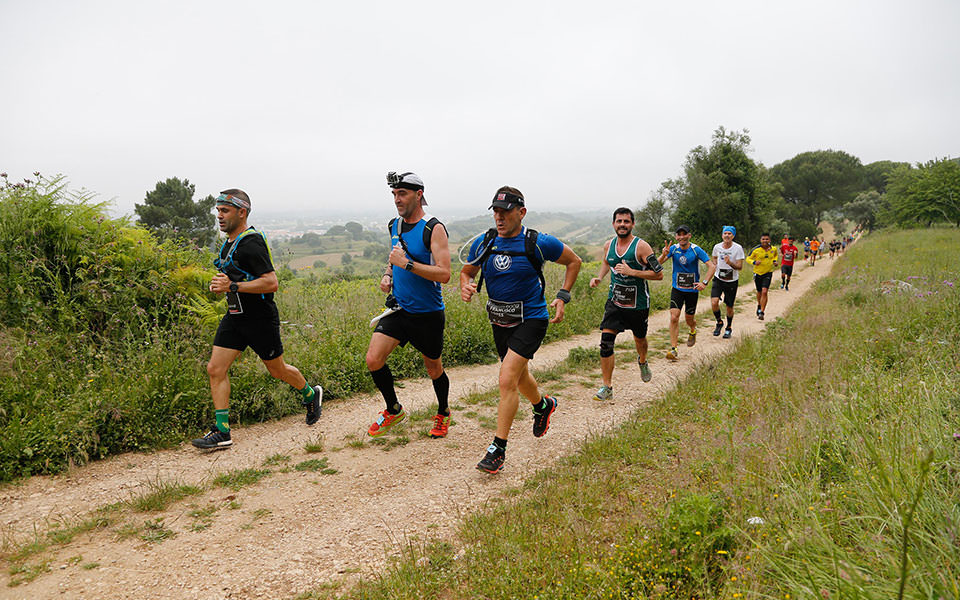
{"left": 747, "top": 245, "right": 778, "bottom": 275}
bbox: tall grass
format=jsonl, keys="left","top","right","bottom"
{"left": 315, "top": 229, "right": 959, "bottom": 599}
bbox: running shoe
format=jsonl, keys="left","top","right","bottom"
{"left": 429, "top": 413, "right": 450, "bottom": 438}
{"left": 722, "top": 328, "right": 732, "bottom": 339}
{"left": 594, "top": 385, "right": 613, "bottom": 401}
{"left": 665, "top": 347, "right": 679, "bottom": 361}
{"left": 304, "top": 385, "right": 323, "bottom": 426}
{"left": 713, "top": 321, "right": 724, "bottom": 336}
{"left": 686, "top": 330, "right": 697, "bottom": 347}
{"left": 191, "top": 426, "right": 232, "bottom": 450}
{"left": 476, "top": 444, "right": 505, "bottom": 474}
{"left": 756, "top": 305, "right": 762, "bottom": 316}
{"left": 532, "top": 395, "right": 557, "bottom": 438}
{"left": 367, "top": 408, "right": 406, "bottom": 437}
{"left": 638, "top": 360, "right": 652, "bottom": 382}
{"left": 758, "top": 311, "right": 765, "bottom": 321}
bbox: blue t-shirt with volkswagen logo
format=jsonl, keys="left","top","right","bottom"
{"left": 468, "top": 227, "right": 564, "bottom": 321}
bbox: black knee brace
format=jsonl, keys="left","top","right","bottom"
{"left": 600, "top": 332, "right": 616, "bottom": 357}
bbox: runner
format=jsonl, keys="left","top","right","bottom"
{"left": 709, "top": 225, "right": 745, "bottom": 339}
{"left": 828, "top": 239, "right": 837, "bottom": 259}
{"left": 588, "top": 208, "right": 663, "bottom": 399}
{"left": 192, "top": 189, "right": 322, "bottom": 451}
{"left": 460, "top": 186, "right": 581, "bottom": 474}
{"left": 746, "top": 233, "right": 778, "bottom": 320}
{"left": 780, "top": 235, "right": 799, "bottom": 291}
{"left": 657, "top": 224, "right": 716, "bottom": 361}
{"left": 809, "top": 237, "right": 821, "bottom": 266}
{"left": 365, "top": 172, "right": 453, "bottom": 439}
{"left": 803, "top": 237, "right": 811, "bottom": 261}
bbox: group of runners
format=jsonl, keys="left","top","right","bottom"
{"left": 191, "top": 174, "right": 830, "bottom": 474}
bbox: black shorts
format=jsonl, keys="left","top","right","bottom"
{"left": 754, "top": 272, "right": 773, "bottom": 292}
{"left": 214, "top": 314, "right": 284, "bottom": 361}
{"left": 670, "top": 288, "right": 700, "bottom": 315}
{"left": 710, "top": 278, "right": 739, "bottom": 307}
{"left": 780, "top": 264, "right": 793, "bottom": 277}
{"left": 492, "top": 319, "right": 548, "bottom": 360}
{"left": 600, "top": 299, "right": 649, "bottom": 338}
{"left": 374, "top": 309, "right": 445, "bottom": 360}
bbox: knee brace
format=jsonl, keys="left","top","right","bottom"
{"left": 600, "top": 332, "right": 616, "bottom": 357}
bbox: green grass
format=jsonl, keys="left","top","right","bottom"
{"left": 263, "top": 453, "right": 292, "bottom": 466}
{"left": 304, "top": 229, "right": 960, "bottom": 600}
{"left": 304, "top": 435, "right": 325, "bottom": 453}
{"left": 212, "top": 468, "right": 272, "bottom": 491}
{"left": 127, "top": 478, "right": 203, "bottom": 512}
{"left": 294, "top": 458, "right": 329, "bottom": 472}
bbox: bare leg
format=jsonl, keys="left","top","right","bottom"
{"left": 207, "top": 346, "right": 242, "bottom": 411}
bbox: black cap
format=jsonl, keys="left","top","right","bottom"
{"left": 489, "top": 190, "right": 525, "bottom": 210}
{"left": 675, "top": 224, "right": 691, "bottom": 234}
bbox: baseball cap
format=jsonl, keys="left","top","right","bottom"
{"left": 675, "top": 224, "right": 691, "bottom": 234}
{"left": 489, "top": 190, "right": 525, "bottom": 210}
{"left": 386, "top": 171, "right": 427, "bottom": 204}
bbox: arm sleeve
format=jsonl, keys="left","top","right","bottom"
{"left": 537, "top": 233, "right": 565, "bottom": 262}
{"left": 238, "top": 235, "right": 275, "bottom": 277}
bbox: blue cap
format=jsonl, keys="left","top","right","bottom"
{"left": 722, "top": 225, "right": 736, "bottom": 236}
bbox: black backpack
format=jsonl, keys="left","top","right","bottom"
{"left": 474, "top": 228, "right": 544, "bottom": 294}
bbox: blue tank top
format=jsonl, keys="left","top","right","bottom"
{"left": 390, "top": 216, "right": 444, "bottom": 314}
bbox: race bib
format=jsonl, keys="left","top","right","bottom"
{"left": 717, "top": 268, "right": 734, "bottom": 281}
{"left": 612, "top": 283, "right": 638, "bottom": 308}
{"left": 486, "top": 299, "right": 523, "bottom": 327}
{"left": 226, "top": 291, "right": 244, "bottom": 315}
{"left": 676, "top": 272, "right": 696, "bottom": 289}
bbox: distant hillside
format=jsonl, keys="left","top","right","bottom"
{"left": 445, "top": 210, "right": 611, "bottom": 245}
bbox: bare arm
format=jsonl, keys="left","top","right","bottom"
{"left": 387, "top": 225, "right": 452, "bottom": 284}
{"left": 211, "top": 270, "right": 279, "bottom": 295}
{"left": 615, "top": 238, "right": 663, "bottom": 281}
{"left": 459, "top": 264, "right": 481, "bottom": 302}
{"left": 589, "top": 240, "right": 612, "bottom": 288}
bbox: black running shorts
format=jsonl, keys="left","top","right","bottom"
{"left": 491, "top": 319, "right": 548, "bottom": 360}
{"left": 710, "top": 278, "right": 739, "bottom": 307}
{"left": 214, "top": 313, "right": 284, "bottom": 361}
{"left": 754, "top": 272, "right": 773, "bottom": 292}
{"left": 670, "top": 288, "right": 700, "bottom": 315}
{"left": 600, "top": 299, "right": 649, "bottom": 338}
{"left": 374, "top": 309, "right": 445, "bottom": 360}
{"left": 780, "top": 264, "right": 793, "bottom": 277}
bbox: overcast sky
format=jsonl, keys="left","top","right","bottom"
{"left": 2, "top": 0, "right": 958, "bottom": 220}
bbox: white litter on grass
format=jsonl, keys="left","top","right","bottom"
{"left": 747, "top": 516, "right": 765, "bottom": 525}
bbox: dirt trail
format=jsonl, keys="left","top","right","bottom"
{"left": 0, "top": 256, "right": 836, "bottom": 599}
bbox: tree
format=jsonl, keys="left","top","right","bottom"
{"left": 843, "top": 190, "right": 883, "bottom": 231}
{"left": 769, "top": 150, "right": 866, "bottom": 230}
{"left": 664, "top": 127, "right": 776, "bottom": 244}
{"left": 863, "top": 160, "right": 909, "bottom": 194}
{"left": 344, "top": 221, "right": 363, "bottom": 240}
{"left": 885, "top": 158, "right": 960, "bottom": 227}
{"left": 135, "top": 178, "right": 216, "bottom": 247}
{"left": 634, "top": 190, "right": 673, "bottom": 244}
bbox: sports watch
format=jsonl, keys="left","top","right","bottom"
{"left": 229, "top": 282, "right": 239, "bottom": 293}
{"left": 404, "top": 261, "right": 414, "bottom": 271}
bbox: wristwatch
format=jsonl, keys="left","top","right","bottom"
{"left": 404, "top": 261, "right": 414, "bottom": 271}
{"left": 229, "top": 282, "right": 239, "bottom": 293}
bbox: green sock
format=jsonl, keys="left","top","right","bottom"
{"left": 215, "top": 409, "right": 229, "bottom": 433}
{"left": 300, "top": 384, "right": 315, "bottom": 402}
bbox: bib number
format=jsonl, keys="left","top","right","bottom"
{"left": 676, "top": 272, "right": 696, "bottom": 289}
{"left": 226, "top": 292, "right": 244, "bottom": 315}
{"left": 486, "top": 299, "right": 523, "bottom": 327}
{"left": 717, "top": 268, "right": 734, "bottom": 281}
{"left": 612, "top": 283, "right": 638, "bottom": 308}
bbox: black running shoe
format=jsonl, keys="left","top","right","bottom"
{"left": 532, "top": 395, "right": 557, "bottom": 438}
{"left": 758, "top": 311, "right": 765, "bottom": 321}
{"left": 713, "top": 321, "right": 724, "bottom": 336}
{"left": 723, "top": 328, "right": 732, "bottom": 339}
{"left": 191, "top": 426, "right": 232, "bottom": 450}
{"left": 476, "top": 444, "right": 505, "bottom": 474}
{"left": 304, "top": 385, "right": 323, "bottom": 426}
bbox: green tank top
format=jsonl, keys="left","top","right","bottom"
{"left": 606, "top": 236, "right": 650, "bottom": 310}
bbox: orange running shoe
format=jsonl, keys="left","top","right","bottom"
{"left": 367, "top": 409, "right": 406, "bottom": 437}
{"left": 429, "top": 413, "right": 450, "bottom": 438}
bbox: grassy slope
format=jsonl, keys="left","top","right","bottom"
{"left": 314, "top": 229, "right": 960, "bottom": 600}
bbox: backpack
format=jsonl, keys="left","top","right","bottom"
{"left": 388, "top": 216, "right": 442, "bottom": 256}
{"left": 474, "top": 227, "right": 544, "bottom": 294}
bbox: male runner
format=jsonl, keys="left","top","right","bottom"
{"left": 588, "top": 207, "right": 663, "bottom": 399}
{"left": 658, "top": 224, "right": 716, "bottom": 361}
{"left": 710, "top": 225, "right": 745, "bottom": 339}
{"left": 192, "top": 189, "right": 321, "bottom": 450}
{"left": 460, "top": 186, "right": 581, "bottom": 474}
{"left": 366, "top": 172, "right": 453, "bottom": 439}
{"left": 780, "top": 236, "right": 799, "bottom": 291}
{"left": 746, "top": 233, "right": 778, "bottom": 321}
{"left": 809, "top": 237, "right": 821, "bottom": 266}
{"left": 803, "top": 237, "right": 811, "bottom": 261}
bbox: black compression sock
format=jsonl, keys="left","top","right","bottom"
{"left": 432, "top": 371, "right": 450, "bottom": 415}
{"left": 370, "top": 366, "right": 401, "bottom": 413}
{"left": 493, "top": 437, "right": 507, "bottom": 451}
{"left": 713, "top": 309, "right": 722, "bottom": 322}
{"left": 727, "top": 315, "right": 734, "bottom": 328}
